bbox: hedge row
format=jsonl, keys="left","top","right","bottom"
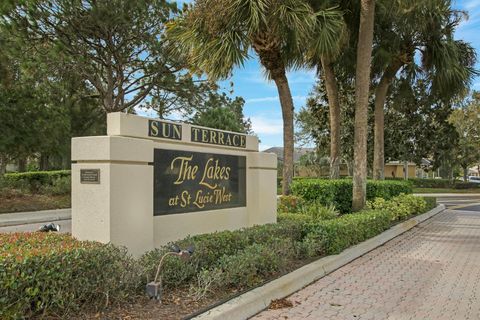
{"left": 2, "top": 170, "right": 71, "bottom": 194}
{"left": 291, "top": 179, "right": 412, "bottom": 213}
{"left": 1, "top": 195, "right": 435, "bottom": 319}
{"left": 386, "top": 177, "right": 479, "bottom": 189}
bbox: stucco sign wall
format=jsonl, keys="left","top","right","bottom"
{"left": 71, "top": 113, "right": 277, "bottom": 256}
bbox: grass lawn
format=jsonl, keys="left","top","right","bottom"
{"left": 413, "top": 187, "right": 480, "bottom": 194}
{"left": 0, "top": 191, "right": 70, "bottom": 214}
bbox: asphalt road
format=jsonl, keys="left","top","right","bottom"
{"left": 0, "top": 219, "right": 71, "bottom": 233}
{"left": 435, "top": 195, "right": 480, "bottom": 211}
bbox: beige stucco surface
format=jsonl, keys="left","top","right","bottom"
{"left": 72, "top": 113, "right": 277, "bottom": 256}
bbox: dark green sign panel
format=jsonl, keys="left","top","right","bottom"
{"left": 153, "top": 149, "right": 246, "bottom": 216}
{"left": 148, "top": 120, "right": 182, "bottom": 140}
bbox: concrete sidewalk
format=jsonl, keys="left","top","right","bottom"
{"left": 0, "top": 208, "right": 71, "bottom": 227}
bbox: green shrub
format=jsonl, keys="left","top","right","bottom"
{"left": 298, "top": 201, "right": 338, "bottom": 220}
{"left": 278, "top": 212, "right": 314, "bottom": 224}
{"left": 453, "top": 181, "right": 480, "bottom": 189}
{"left": 424, "top": 197, "right": 437, "bottom": 210}
{"left": 39, "top": 176, "right": 71, "bottom": 195}
{"left": 218, "top": 243, "right": 286, "bottom": 288}
{"left": 388, "top": 178, "right": 479, "bottom": 189}
{"left": 3, "top": 170, "right": 71, "bottom": 193}
{"left": 291, "top": 179, "right": 412, "bottom": 213}
{"left": 141, "top": 221, "right": 306, "bottom": 289}
{"left": 0, "top": 233, "right": 140, "bottom": 319}
{"left": 141, "top": 230, "right": 250, "bottom": 288}
{"left": 304, "top": 210, "right": 393, "bottom": 254}
{"left": 277, "top": 195, "right": 305, "bottom": 213}
{"left": 367, "top": 194, "right": 426, "bottom": 221}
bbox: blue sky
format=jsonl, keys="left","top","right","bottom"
{"left": 144, "top": 0, "right": 480, "bottom": 151}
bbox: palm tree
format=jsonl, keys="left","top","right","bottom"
{"left": 372, "top": 0, "right": 477, "bottom": 180}
{"left": 352, "top": 0, "right": 376, "bottom": 211}
{"left": 168, "top": 0, "right": 344, "bottom": 195}
{"left": 306, "top": 0, "right": 355, "bottom": 179}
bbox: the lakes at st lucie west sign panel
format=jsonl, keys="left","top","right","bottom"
{"left": 148, "top": 119, "right": 248, "bottom": 215}
{"left": 153, "top": 149, "right": 246, "bottom": 215}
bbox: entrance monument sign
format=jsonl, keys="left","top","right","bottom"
{"left": 71, "top": 113, "right": 277, "bottom": 255}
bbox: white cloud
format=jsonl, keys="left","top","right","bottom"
{"left": 250, "top": 116, "right": 283, "bottom": 135}
{"left": 464, "top": 0, "right": 480, "bottom": 10}
{"left": 135, "top": 107, "right": 157, "bottom": 118}
{"left": 246, "top": 96, "right": 279, "bottom": 103}
{"left": 246, "top": 95, "right": 307, "bottom": 105}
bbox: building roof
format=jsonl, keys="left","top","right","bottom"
{"left": 263, "top": 147, "right": 314, "bottom": 162}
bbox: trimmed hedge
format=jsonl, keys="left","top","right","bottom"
{"left": 303, "top": 209, "right": 392, "bottom": 254}
{"left": 386, "top": 177, "right": 479, "bottom": 189}
{"left": 291, "top": 179, "right": 412, "bottom": 213}
{"left": 2, "top": 170, "right": 71, "bottom": 194}
{"left": 0, "top": 233, "right": 141, "bottom": 319}
{"left": 143, "top": 195, "right": 431, "bottom": 292}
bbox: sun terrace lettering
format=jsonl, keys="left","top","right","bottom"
{"left": 148, "top": 120, "right": 182, "bottom": 140}
{"left": 153, "top": 149, "right": 246, "bottom": 215}
{"left": 191, "top": 127, "right": 246, "bottom": 148}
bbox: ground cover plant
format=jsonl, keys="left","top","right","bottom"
{"left": 0, "top": 194, "right": 436, "bottom": 319}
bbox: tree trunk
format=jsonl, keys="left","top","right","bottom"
{"left": 273, "top": 73, "right": 295, "bottom": 195}
{"left": 352, "top": 0, "right": 376, "bottom": 212}
{"left": 320, "top": 57, "right": 341, "bottom": 179}
{"left": 403, "top": 160, "right": 408, "bottom": 180}
{"left": 18, "top": 158, "right": 27, "bottom": 172}
{"left": 373, "top": 61, "right": 403, "bottom": 180}
{"left": 463, "top": 166, "right": 469, "bottom": 182}
{"left": 39, "top": 154, "right": 49, "bottom": 171}
{"left": 0, "top": 155, "right": 7, "bottom": 175}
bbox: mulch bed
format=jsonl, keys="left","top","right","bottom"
{"left": 0, "top": 190, "right": 70, "bottom": 213}
{"left": 77, "top": 260, "right": 313, "bottom": 320}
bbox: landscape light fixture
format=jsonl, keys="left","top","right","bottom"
{"left": 146, "top": 244, "right": 194, "bottom": 301}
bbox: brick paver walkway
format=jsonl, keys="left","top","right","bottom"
{"left": 253, "top": 208, "right": 480, "bottom": 320}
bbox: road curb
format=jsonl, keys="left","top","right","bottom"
{"left": 193, "top": 204, "right": 446, "bottom": 320}
{"left": 414, "top": 193, "right": 480, "bottom": 197}
{"left": 0, "top": 209, "right": 71, "bottom": 227}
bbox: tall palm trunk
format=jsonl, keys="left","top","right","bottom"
{"left": 373, "top": 61, "right": 403, "bottom": 180}
{"left": 253, "top": 34, "right": 295, "bottom": 195}
{"left": 352, "top": 0, "right": 376, "bottom": 212}
{"left": 321, "top": 57, "right": 341, "bottom": 179}
{"left": 273, "top": 72, "right": 295, "bottom": 195}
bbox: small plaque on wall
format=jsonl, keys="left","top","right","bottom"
{"left": 80, "top": 169, "right": 100, "bottom": 184}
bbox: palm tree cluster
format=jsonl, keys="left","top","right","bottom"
{"left": 169, "top": 0, "right": 477, "bottom": 210}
